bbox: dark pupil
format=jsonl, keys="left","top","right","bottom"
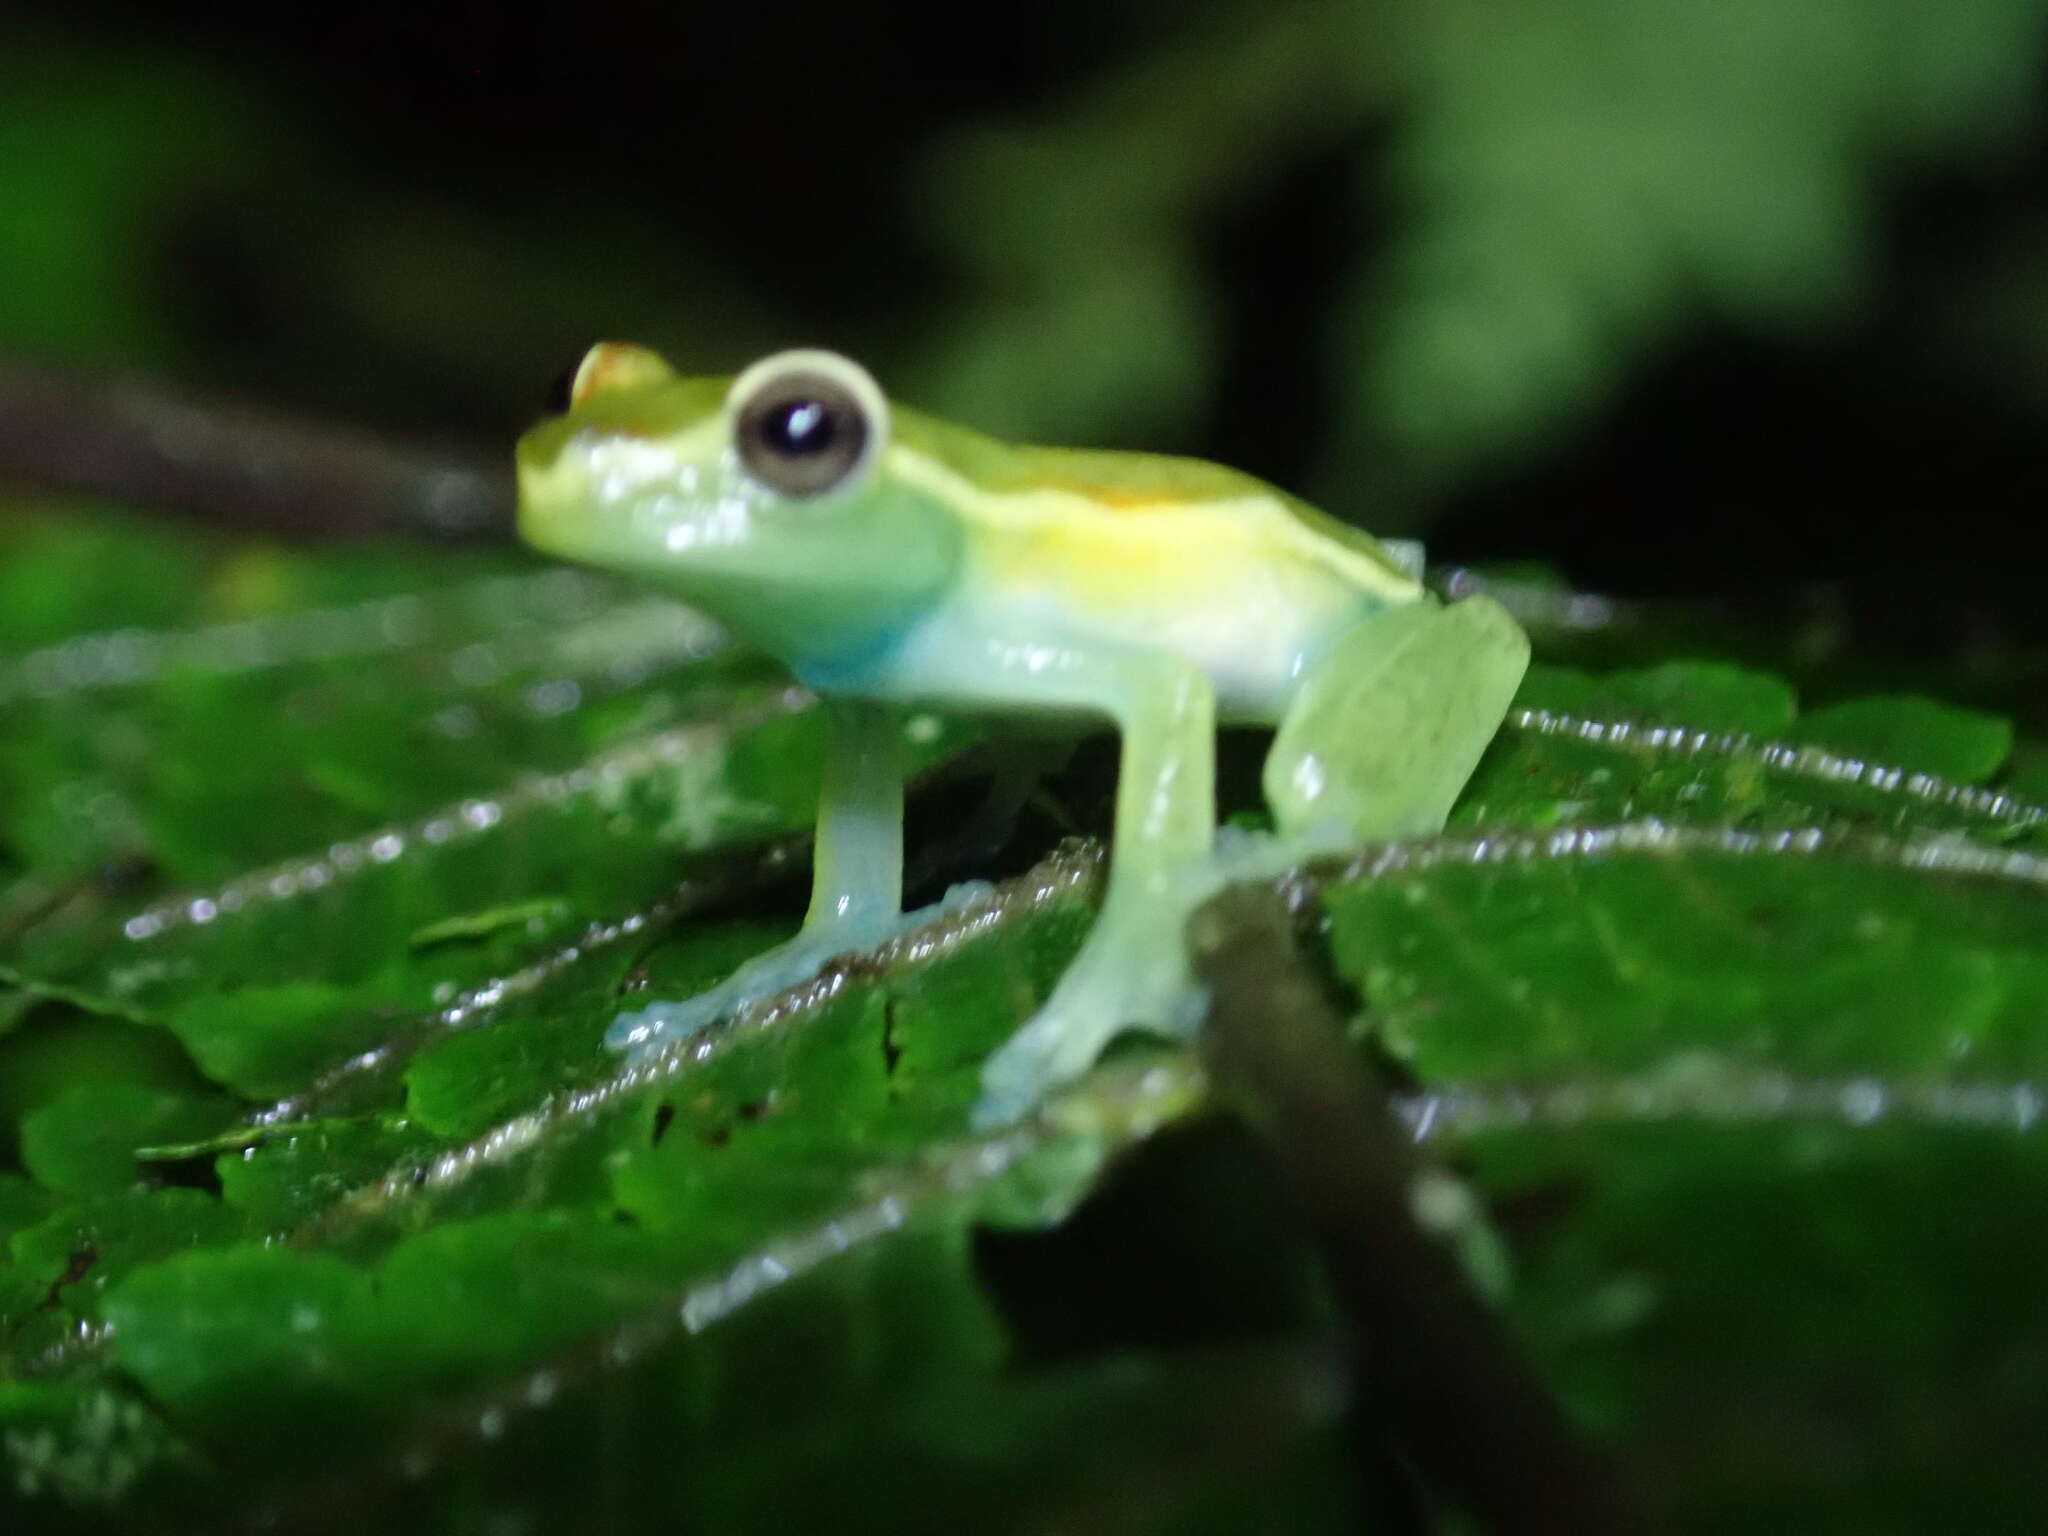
{"left": 736, "top": 371, "right": 869, "bottom": 496}
{"left": 765, "top": 399, "right": 835, "bottom": 456}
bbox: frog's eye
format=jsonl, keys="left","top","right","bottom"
{"left": 544, "top": 342, "right": 677, "bottom": 415}
{"left": 729, "top": 350, "right": 887, "bottom": 500}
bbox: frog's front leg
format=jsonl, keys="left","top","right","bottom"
{"left": 970, "top": 652, "right": 1216, "bottom": 1128}
{"left": 802, "top": 696, "right": 904, "bottom": 929}
{"left": 609, "top": 697, "right": 905, "bottom": 1052}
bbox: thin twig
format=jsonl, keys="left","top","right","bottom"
{"left": 0, "top": 361, "right": 509, "bottom": 541}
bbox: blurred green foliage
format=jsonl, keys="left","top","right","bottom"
{"left": 5, "top": 1, "right": 2048, "bottom": 525}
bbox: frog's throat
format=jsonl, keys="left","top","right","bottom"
{"left": 646, "top": 566, "right": 933, "bottom": 675}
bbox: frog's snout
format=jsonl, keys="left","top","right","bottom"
{"left": 512, "top": 430, "right": 586, "bottom": 558}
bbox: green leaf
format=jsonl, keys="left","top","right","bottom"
{"left": 1794, "top": 694, "right": 2015, "bottom": 781}
{"left": 399, "top": 920, "right": 789, "bottom": 1142}
{"left": 211, "top": 1116, "right": 439, "bottom": 1232}
{"left": 1467, "top": 1122, "right": 2048, "bottom": 1527}
{"left": 10, "top": 1189, "right": 249, "bottom": 1323}
{"left": 102, "top": 1244, "right": 391, "bottom": 1457}
{"left": 1324, "top": 832, "right": 2048, "bottom": 1079}
{"left": 1518, "top": 660, "right": 1799, "bottom": 736}
{"left": 0, "top": 1380, "right": 199, "bottom": 1512}
{"left": 8, "top": 509, "right": 2048, "bottom": 1527}
{"left": 0, "top": 1169, "right": 55, "bottom": 1229}
{"left": 1463, "top": 667, "right": 2035, "bottom": 843}
{"left": 20, "top": 1084, "right": 238, "bottom": 1196}
{"left": 160, "top": 983, "right": 394, "bottom": 1101}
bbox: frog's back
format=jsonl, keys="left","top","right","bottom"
{"left": 889, "top": 410, "right": 1418, "bottom": 600}
{"left": 884, "top": 408, "right": 1424, "bottom": 717}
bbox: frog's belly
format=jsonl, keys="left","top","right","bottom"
{"left": 867, "top": 564, "right": 1371, "bottom": 725}
{"left": 1075, "top": 581, "right": 1352, "bottom": 720}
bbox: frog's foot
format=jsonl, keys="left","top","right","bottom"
{"left": 606, "top": 919, "right": 894, "bottom": 1054}
{"left": 1211, "top": 819, "right": 1357, "bottom": 878}
{"left": 970, "top": 925, "right": 1205, "bottom": 1130}
{"left": 608, "top": 882, "right": 997, "bottom": 1056}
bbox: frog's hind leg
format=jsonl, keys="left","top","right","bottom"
{"left": 1263, "top": 594, "right": 1528, "bottom": 844}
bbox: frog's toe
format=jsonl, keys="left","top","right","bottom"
{"left": 606, "top": 990, "right": 729, "bottom": 1052}
{"left": 968, "top": 1074, "right": 1034, "bottom": 1133}
{"left": 606, "top": 905, "right": 949, "bottom": 1059}
{"left": 970, "top": 967, "right": 1199, "bottom": 1130}
{"left": 604, "top": 935, "right": 827, "bottom": 1055}
{"left": 972, "top": 1011, "right": 1099, "bottom": 1131}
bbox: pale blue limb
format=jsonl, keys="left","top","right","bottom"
{"left": 805, "top": 698, "right": 904, "bottom": 925}
{"left": 609, "top": 699, "right": 906, "bottom": 1053}
{"left": 973, "top": 653, "right": 1217, "bottom": 1127}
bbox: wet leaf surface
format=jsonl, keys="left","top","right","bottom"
{"left": 1, "top": 523, "right": 2044, "bottom": 1530}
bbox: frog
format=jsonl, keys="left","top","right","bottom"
{"left": 516, "top": 343, "right": 1529, "bottom": 1126}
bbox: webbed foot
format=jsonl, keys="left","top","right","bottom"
{"left": 968, "top": 829, "right": 1370, "bottom": 1128}
{"left": 970, "top": 910, "right": 1208, "bottom": 1130}
{"left": 607, "top": 917, "right": 894, "bottom": 1053}
{"left": 607, "top": 882, "right": 996, "bottom": 1056}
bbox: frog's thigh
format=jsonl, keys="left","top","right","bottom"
{"left": 1263, "top": 594, "right": 1528, "bottom": 841}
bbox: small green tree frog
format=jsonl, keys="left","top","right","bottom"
{"left": 517, "top": 345, "right": 1528, "bottom": 1125}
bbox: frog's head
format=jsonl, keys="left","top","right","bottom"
{"left": 517, "top": 344, "right": 964, "bottom": 663}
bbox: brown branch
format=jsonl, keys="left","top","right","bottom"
{"left": 1189, "top": 885, "right": 1642, "bottom": 1533}
{"left": 0, "top": 361, "right": 512, "bottom": 542}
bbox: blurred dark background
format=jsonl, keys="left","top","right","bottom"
{"left": 4, "top": 1, "right": 2048, "bottom": 623}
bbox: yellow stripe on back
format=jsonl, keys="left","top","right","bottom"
{"left": 885, "top": 439, "right": 1420, "bottom": 606}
